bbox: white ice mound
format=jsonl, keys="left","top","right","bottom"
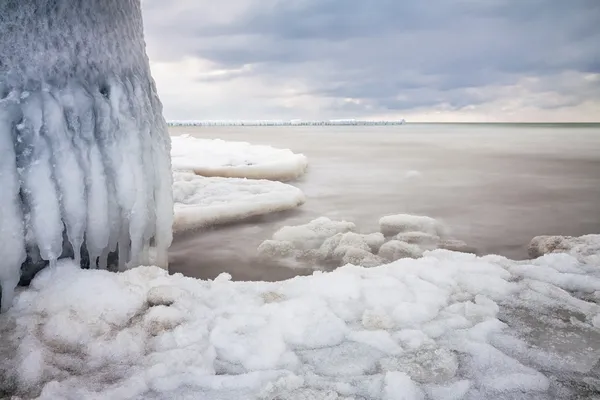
{"left": 529, "top": 234, "right": 600, "bottom": 265}
{"left": 172, "top": 171, "right": 305, "bottom": 233}
{"left": 0, "top": 0, "right": 173, "bottom": 311}
{"left": 379, "top": 240, "right": 424, "bottom": 261}
{"left": 2, "top": 246, "right": 600, "bottom": 399}
{"left": 380, "top": 214, "right": 447, "bottom": 237}
{"left": 272, "top": 217, "right": 356, "bottom": 250}
{"left": 258, "top": 216, "right": 475, "bottom": 269}
{"left": 170, "top": 134, "right": 308, "bottom": 181}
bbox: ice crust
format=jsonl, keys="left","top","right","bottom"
{"left": 172, "top": 171, "right": 306, "bottom": 233}
{"left": 1, "top": 239, "right": 599, "bottom": 399}
{"left": 171, "top": 134, "right": 308, "bottom": 181}
{"left": 0, "top": 0, "right": 173, "bottom": 311}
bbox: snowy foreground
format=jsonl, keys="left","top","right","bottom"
{"left": 1, "top": 236, "right": 599, "bottom": 399}
{"left": 171, "top": 135, "right": 308, "bottom": 181}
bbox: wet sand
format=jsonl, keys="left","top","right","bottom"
{"left": 168, "top": 123, "right": 600, "bottom": 281}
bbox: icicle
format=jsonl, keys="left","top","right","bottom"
{"left": 0, "top": 93, "right": 27, "bottom": 312}
{"left": 62, "top": 84, "right": 110, "bottom": 264}
{"left": 41, "top": 89, "right": 87, "bottom": 265}
{"left": 15, "top": 92, "right": 64, "bottom": 263}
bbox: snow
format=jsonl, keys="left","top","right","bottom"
{"left": 0, "top": 0, "right": 173, "bottom": 310}
{"left": 171, "top": 134, "right": 308, "bottom": 181}
{"left": 1, "top": 239, "right": 599, "bottom": 399}
{"left": 172, "top": 171, "right": 306, "bottom": 233}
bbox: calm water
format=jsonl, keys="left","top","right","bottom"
{"left": 168, "top": 124, "right": 600, "bottom": 281}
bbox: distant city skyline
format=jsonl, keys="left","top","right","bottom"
{"left": 142, "top": 0, "right": 600, "bottom": 122}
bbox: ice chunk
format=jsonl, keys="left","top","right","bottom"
{"left": 273, "top": 217, "right": 356, "bottom": 250}
{"left": 529, "top": 234, "right": 600, "bottom": 264}
{"left": 172, "top": 171, "right": 305, "bottom": 233}
{"left": 379, "top": 214, "right": 447, "bottom": 237}
{"left": 0, "top": 0, "right": 173, "bottom": 305}
{"left": 379, "top": 240, "right": 424, "bottom": 261}
{"left": 438, "top": 239, "right": 477, "bottom": 254}
{"left": 171, "top": 134, "right": 308, "bottom": 181}
{"left": 395, "top": 231, "right": 441, "bottom": 247}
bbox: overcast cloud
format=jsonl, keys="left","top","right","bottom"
{"left": 141, "top": 0, "right": 600, "bottom": 122}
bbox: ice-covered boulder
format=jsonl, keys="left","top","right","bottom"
{"left": 272, "top": 217, "right": 356, "bottom": 251}
{"left": 379, "top": 214, "right": 447, "bottom": 237}
{"left": 0, "top": 0, "right": 173, "bottom": 310}
{"left": 529, "top": 234, "right": 600, "bottom": 265}
{"left": 378, "top": 240, "right": 424, "bottom": 261}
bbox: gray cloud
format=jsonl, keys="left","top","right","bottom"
{"left": 142, "top": 0, "right": 600, "bottom": 118}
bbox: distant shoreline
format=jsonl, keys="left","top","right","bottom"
{"left": 167, "top": 120, "right": 600, "bottom": 127}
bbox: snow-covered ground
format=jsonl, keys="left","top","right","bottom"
{"left": 172, "top": 172, "right": 306, "bottom": 233}
{"left": 1, "top": 238, "right": 599, "bottom": 399}
{"left": 171, "top": 135, "right": 308, "bottom": 181}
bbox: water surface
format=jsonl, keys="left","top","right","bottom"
{"left": 168, "top": 123, "right": 600, "bottom": 281}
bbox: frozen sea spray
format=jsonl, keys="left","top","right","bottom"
{"left": 0, "top": 0, "right": 173, "bottom": 311}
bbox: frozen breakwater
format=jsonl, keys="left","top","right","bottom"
{"left": 0, "top": 0, "right": 172, "bottom": 311}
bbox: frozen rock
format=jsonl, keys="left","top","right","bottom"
{"left": 378, "top": 240, "right": 424, "bottom": 261}
{"left": 272, "top": 217, "right": 356, "bottom": 251}
{"left": 438, "top": 239, "right": 477, "bottom": 254}
{"left": 395, "top": 232, "right": 441, "bottom": 247}
{"left": 529, "top": 234, "right": 600, "bottom": 264}
{"left": 379, "top": 214, "right": 447, "bottom": 237}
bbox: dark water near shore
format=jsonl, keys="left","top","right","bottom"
{"left": 167, "top": 123, "right": 600, "bottom": 281}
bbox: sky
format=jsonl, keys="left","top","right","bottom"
{"left": 141, "top": 0, "right": 600, "bottom": 122}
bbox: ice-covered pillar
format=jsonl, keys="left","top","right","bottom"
{"left": 0, "top": 0, "right": 173, "bottom": 311}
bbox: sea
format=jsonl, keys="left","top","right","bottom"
{"left": 167, "top": 123, "right": 600, "bottom": 281}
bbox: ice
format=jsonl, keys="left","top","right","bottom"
{"left": 529, "top": 234, "right": 600, "bottom": 265}
{"left": 1, "top": 237, "right": 599, "bottom": 398}
{"left": 171, "top": 134, "right": 308, "bottom": 181}
{"left": 172, "top": 171, "right": 305, "bottom": 233}
{"left": 378, "top": 240, "right": 424, "bottom": 261}
{"left": 258, "top": 216, "right": 475, "bottom": 270}
{"left": 379, "top": 214, "right": 447, "bottom": 237}
{"left": 0, "top": 0, "right": 173, "bottom": 308}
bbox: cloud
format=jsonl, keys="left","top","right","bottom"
{"left": 142, "top": 0, "right": 600, "bottom": 121}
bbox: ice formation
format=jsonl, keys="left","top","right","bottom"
{"left": 529, "top": 234, "right": 600, "bottom": 265}
{"left": 379, "top": 214, "right": 448, "bottom": 237}
{"left": 258, "top": 215, "right": 472, "bottom": 269}
{"left": 171, "top": 134, "right": 308, "bottom": 181}
{"left": 1, "top": 237, "right": 599, "bottom": 398}
{"left": 0, "top": 0, "right": 173, "bottom": 310}
{"left": 172, "top": 171, "right": 306, "bottom": 233}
